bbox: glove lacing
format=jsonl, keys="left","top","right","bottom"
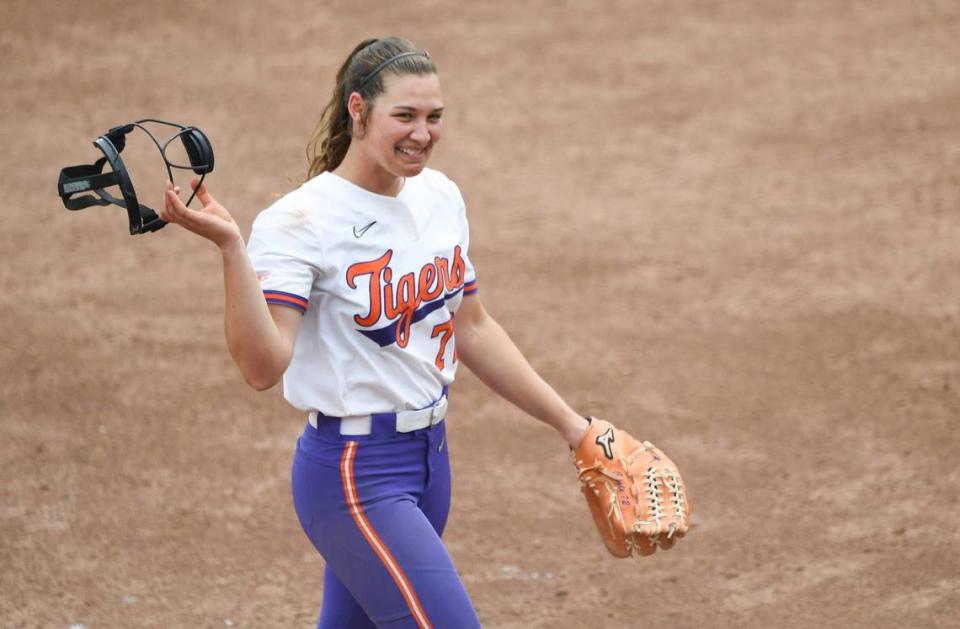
{"left": 664, "top": 470, "right": 686, "bottom": 539}
{"left": 643, "top": 466, "right": 665, "bottom": 523}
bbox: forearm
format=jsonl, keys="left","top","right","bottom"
{"left": 457, "top": 311, "right": 587, "bottom": 446}
{"left": 219, "top": 239, "right": 292, "bottom": 390}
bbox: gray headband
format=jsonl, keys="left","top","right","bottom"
{"left": 356, "top": 51, "right": 431, "bottom": 91}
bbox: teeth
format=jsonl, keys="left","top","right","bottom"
{"left": 398, "top": 147, "right": 424, "bottom": 156}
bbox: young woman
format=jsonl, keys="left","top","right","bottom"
{"left": 160, "top": 36, "right": 589, "bottom": 628}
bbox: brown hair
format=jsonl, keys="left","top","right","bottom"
{"left": 306, "top": 37, "right": 437, "bottom": 179}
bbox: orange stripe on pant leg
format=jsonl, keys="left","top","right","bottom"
{"left": 339, "top": 441, "right": 433, "bottom": 629}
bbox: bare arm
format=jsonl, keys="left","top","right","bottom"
{"left": 219, "top": 240, "right": 302, "bottom": 389}
{"left": 160, "top": 181, "right": 300, "bottom": 390}
{"left": 454, "top": 294, "right": 588, "bottom": 447}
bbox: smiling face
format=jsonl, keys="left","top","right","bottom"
{"left": 350, "top": 72, "right": 444, "bottom": 185}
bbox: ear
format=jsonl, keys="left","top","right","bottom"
{"left": 347, "top": 91, "right": 366, "bottom": 136}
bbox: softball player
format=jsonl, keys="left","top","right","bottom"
{"left": 160, "top": 36, "right": 589, "bottom": 628}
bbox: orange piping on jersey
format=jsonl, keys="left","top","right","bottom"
{"left": 263, "top": 291, "right": 309, "bottom": 311}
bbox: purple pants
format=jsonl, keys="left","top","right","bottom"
{"left": 291, "top": 414, "right": 481, "bottom": 628}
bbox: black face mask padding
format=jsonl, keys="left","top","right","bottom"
{"left": 104, "top": 124, "right": 136, "bottom": 153}
{"left": 180, "top": 128, "right": 214, "bottom": 175}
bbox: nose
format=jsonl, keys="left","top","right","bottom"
{"left": 410, "top": 119, "right": 430, "bottom": 144}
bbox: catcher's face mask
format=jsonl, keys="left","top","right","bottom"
{"left": 57, "top": 118, "right": 214, "bottom": 235}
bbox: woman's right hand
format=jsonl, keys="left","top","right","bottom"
{"left": 159, "top": 179, "right": 243, "bottom": 249}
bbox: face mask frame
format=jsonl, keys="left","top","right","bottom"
{"left": 57, "top": 119, "right": 214, "bottom": 235}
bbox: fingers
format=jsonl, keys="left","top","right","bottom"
{"left": 161, "top": 179, "right": 217, "bottom": 221}
{"left": 158, "top": 179, "right": 241, "bottom": 248}
{"left": 160, "top": 182, "right": 187, "bottom": 222}
{"left": 191, "top": 178, "right": 215, "bottom": 206}
{"left": 161, "top": 182, "right": 212, "bottom": 230}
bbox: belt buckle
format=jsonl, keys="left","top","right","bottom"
{"left": 428, "top": 398, "right": 445, "bottom": 427}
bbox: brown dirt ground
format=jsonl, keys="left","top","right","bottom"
{"left": 2, "top": 0, "right": 959, "bottom": 627}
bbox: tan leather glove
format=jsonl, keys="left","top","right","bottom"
{"left": 573, "top": 417, "right": 690, "bottom": 557}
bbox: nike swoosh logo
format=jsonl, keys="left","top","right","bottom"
{"left": 353, "top": 221, "right": 377, "bottom": 238}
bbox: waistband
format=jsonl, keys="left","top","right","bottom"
{"left": 308, "top": 394, "right": 448, "bottom": 437}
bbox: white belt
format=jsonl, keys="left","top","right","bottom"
{"left": 308, "top": 397, "right": 448, "bottom": 436}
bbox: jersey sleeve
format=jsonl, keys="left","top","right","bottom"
{"left": 450, "top": 180, "right": 479, "bottom": 297}
{"left": 247, "top": 204, "right": 321, "bottom": 314}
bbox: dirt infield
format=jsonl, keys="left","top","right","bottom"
{"left": 2, "top": 1, "right": 959, "bottom": 626}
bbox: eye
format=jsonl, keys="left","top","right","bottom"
{"left": 394, "top": 112, "right": 414, "bottom": 121}
{"left": 428, "top": 113, "right": 443, "bottom": 122}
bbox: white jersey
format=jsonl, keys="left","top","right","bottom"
{"left": 247, "top": 169, "right": 478, "bottom": 416}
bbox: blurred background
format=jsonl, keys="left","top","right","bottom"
{"left": 2, "top": 1, "right": 958, "bottom": 626}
